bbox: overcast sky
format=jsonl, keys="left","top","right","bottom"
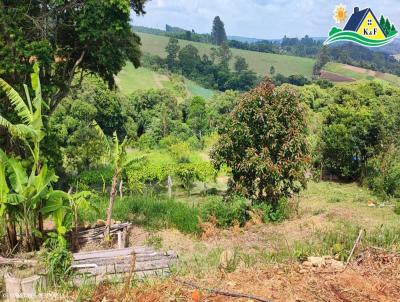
{"left": 132, "top": 0, "right": 400, "bottom": 39}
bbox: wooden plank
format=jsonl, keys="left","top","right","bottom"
{"left": 77, "top": 260, "right": 173, "bottom": 275}
{"left": 73, "top": 247, "right": 158, "bottom": 261}
{"left": 72, "top": 269, "right": 171, "bottom": 286}
{"left": 73, "top": 253, "right": 177, "bottom": 266}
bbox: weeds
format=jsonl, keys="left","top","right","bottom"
{"left": 86, "top": 195, "right": 200, "bottom": 234}
{"left": 145, "top": 234, "right": 163, "bottom": 250}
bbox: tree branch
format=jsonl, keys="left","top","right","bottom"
{"left": 50, "top": 50, "right": 85, "bottom": 114}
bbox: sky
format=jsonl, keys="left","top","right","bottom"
{"left": 132, "top": 0, "right": 400, "bottom": 39}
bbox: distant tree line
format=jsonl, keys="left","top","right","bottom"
{"left": 144, "top": 37, "right": 258, "bottom": 91}
{"left": 134, "top": 15, "right": 400, "bottom": 77}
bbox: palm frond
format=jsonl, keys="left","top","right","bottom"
{"left": 0, "top": 78, "right": 32, "bottom": 125}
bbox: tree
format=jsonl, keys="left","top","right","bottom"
{"left": 178, "top": 45, "right": 201, "bottom": 75}
{"left": 215, "top": 42, "right": 232, "bottom": 68}
{"left": 0, "top": 0, "right": 147, "bottom": 114}
{"left": 211, "top": 16, "right": 228, "bottom": 46}
{"left": 270, "top": 66, "right": 276, "bottom": 76}
{"left": 211, "top": 79, "right": 309, "bottom": 207}
{"left": 92, "top": 125, "right": 128, "bottom": 241}
{"left": 187, "top": 97, "right": 208, "bottom": 139}
{"left": 234, "top": 56, "right": 248, "bottom": 73}
{"left": 166, "top": 37, "right": 180, "bottom": 71}
{"left": 313, "top": 45, "right": 330, "bottom": 76}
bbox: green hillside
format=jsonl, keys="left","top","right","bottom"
{"left": 116, "top": 64, "right": 214, "bottom": 99}
{"left": 138, "top": 32, "right": 315, "bottom": 78}
{"left": 324, "top": 62, "right": 400, "bottom": 86}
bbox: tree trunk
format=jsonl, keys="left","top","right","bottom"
{"left": 6, "top": 214, "right": 17, "bottom": 250}
{"left": 104, "top": 172, "right": 119, "bottom": 241}
{"left": 167, "top": 175, "right": 173, "bottom": 199}
{"left": 119, "top": 180, "right": 123, "bottom": 198}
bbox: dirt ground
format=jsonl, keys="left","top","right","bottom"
{"left": 85, "top": 248, "right": 400, "bottom": 302}
{"left": 320, "top": 71, "right": 355, "bottom": 83}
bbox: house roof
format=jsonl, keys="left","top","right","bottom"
{"left": 343, "top": 8, "right": 386, "bottom": 37}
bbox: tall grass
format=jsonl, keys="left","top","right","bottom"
{"left": 86, "top": 195, "right": 200, "bottom": 234}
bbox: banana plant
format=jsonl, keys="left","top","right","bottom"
{"left": 0, "top": 63, "right": 72, "bottom": 251}
{"left": 91, "top": 122, "right": 132, "bottom": 241}
{"left": 0, "top": 63, "right": 45, "bottom": 172}
{"left": 0, "top": 148, "right": 61, "bottom": 250}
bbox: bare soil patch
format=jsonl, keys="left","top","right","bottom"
{"left": 320, "top": 71, "right": 355, "bottom": 82}
{"left": 341, "top": 64, "right": 378, "bottom": 77}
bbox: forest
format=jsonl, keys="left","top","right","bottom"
{"left": 0, "top": 1, "right": 400, "bottom": 301}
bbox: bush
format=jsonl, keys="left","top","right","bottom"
{"left": 77, "top": 165, "right": 114, "bottom": 187}
{"left": 252, "top": 198, "right": 289, "bottom": 222}
{"left": 366, "top": 147, "right": 400, "bottom": 198}
{"left": 200, "top": 196, "right": 249, "bottom": 227}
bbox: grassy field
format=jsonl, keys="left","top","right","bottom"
{"left": 116, "top": 64, "right": 214, "bottom": 98}
{"left": 138, "top": 32, "right": 315, "bottom": 78}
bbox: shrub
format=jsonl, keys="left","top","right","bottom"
{"left": 212, "top": 79, "right": 309, "bottom": 209}
{"left": 252, "top": 198, "right": 289, "bottom": 222}
{"left": 367, "top": 147, "right": 400, "bottom": 198}
{"left": 200, "top": 196, "right": 249, "bottom": 227}
{"left": 159, "top": 135, "right": 181, "bottom": 149}
{"left": 77, "top": 165, "right": 114, "bottom": 187}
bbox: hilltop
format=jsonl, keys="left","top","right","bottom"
{"left": 137, "top": 32, "right": 400, "bottom": 86}
{"left": 138, "top": 32, "right": 315, "bottom": 78}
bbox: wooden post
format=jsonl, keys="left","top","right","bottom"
{"left": 117, "top": 231, "right": 122, "bottom": 249}
{"left": 167, "top": 175, "right": 173, "bottom": 199}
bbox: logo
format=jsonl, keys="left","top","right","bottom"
{"left": 324, "top": 5, "right": 398, "bottom": 47}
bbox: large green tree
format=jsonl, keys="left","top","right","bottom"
{"left": 211, "top": 16, "right": 228, "bottom": 46}
{"left": 0, "top": 0, "right": 147, "bottom": 113}
{"left": 211, "top": 79, "right": 309, "bottom": 207}
{"left": 165, "top": 37, "right": 180, "bottom": 71}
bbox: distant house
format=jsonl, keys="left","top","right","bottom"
{"left": 344, "top": 7, "right": 386, "bottom": 40}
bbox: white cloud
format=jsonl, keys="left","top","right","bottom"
{"left": 133, "top": 0, "right": 400, "bottom": 39}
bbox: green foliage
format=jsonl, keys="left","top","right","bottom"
{"left": 252, "top": 198, "right": 289, "bottom": 222}
{"left": 320, "top": 82, "right": 398, "bottom": 181}
{"left": 170, "top": 142, "right": 191, "bottom": 163}
{"left": 46, "top": 78, "right": 128, "bottom": 176}
{"left": 0, "top": 0, "right": 146, "bottom": 114}
{"left": 366, "top": 146, "right": 400, "bottom": 199}
{"left": 86, "top": 195, "right": 200, "bottom": 234}
{"left": 165, "top": 37, "right": 181, "bottom": 71}
{"left": 212, "top": 80, "right": 309, "bottom": 206}
{"left": 211, "top": 16, "right": 228, "bottom": 46}
{"left": 201, "top": 196, "right": 249, "bottom": 227}
{"left": 313, "top": 46, "right": 330, "bottom": 76}
{"left": 42, "top": 237, "right": 73, "bottom": 287}
{"left": 77, "top": 166, "right": 114, "bottom": 187}
{"left": 186, "top": 96, "right": 208, "bottom": 138}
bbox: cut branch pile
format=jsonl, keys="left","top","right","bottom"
{"left": 72, "top": 247, "right": 178, "bottom": 283}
